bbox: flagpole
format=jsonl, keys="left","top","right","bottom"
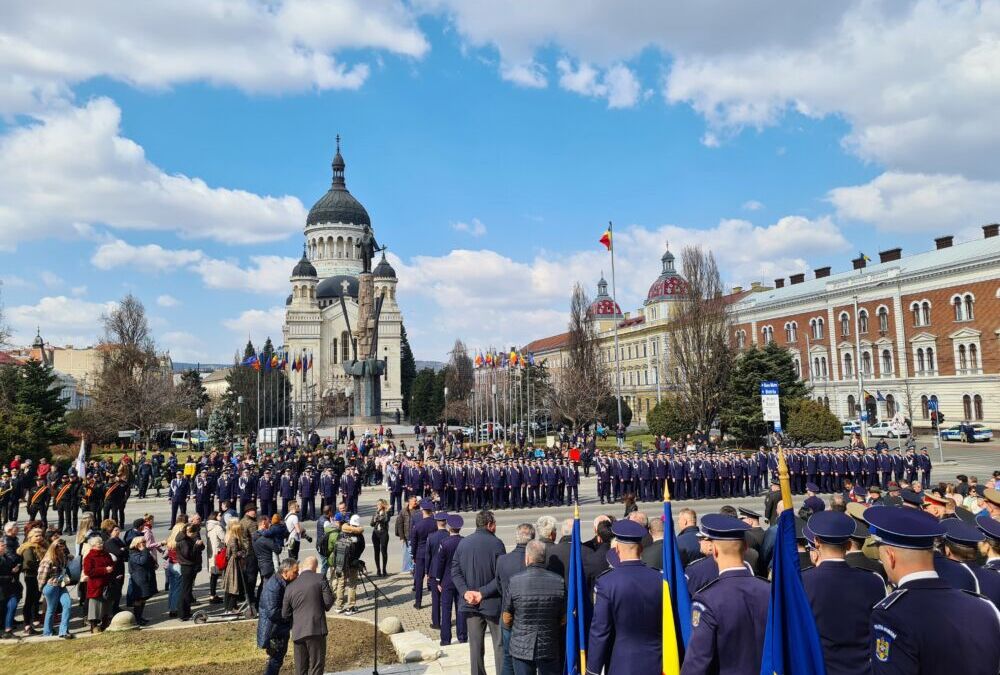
{"left": 608, "top": 221, "right": 623, "bottom": 441}
{"left": 852, "top": 294, "right": 868, "bottom": 442}
{"left": 777, "top": 445, "right": 793, "bottom": 510}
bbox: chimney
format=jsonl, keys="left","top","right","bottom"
{"left": 852, "top": 255, "right": 867, "bottom": 270}
{"left": 789, "top": 273, "right": 805, "bottom": 285}
{"left": 879, "top": 247, "right": 902, "bottom": 263}
{"left": 774, "top": 278, "right": 785, "bottom": 288}
{"left": 624, "top": 312, "right": 630, "bottom": 320}
{"left": 732, "top": 285, "right": 743, "bottom": 294}
{"left": 935, "top": 235, "right": 953, "bottom": 249}
{"left": 814, "top": 266, "right": 831, "bottom": 279}
{"left": 984, "top": 223, "right": 999, "bottom": 239}
{"left": 750, "top": 281, "right": 762, "bottom": 290}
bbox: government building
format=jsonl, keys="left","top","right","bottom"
{"left": 523, "top": 225, "right": 1000, "bottom": 430}
{"left": 282, "top": 139, "right": 403, "bottom": 418}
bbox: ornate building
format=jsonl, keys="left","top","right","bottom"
{"left": 282, "top": 139, "right": 403, "bottom": 417}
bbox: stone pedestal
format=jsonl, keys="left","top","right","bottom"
{"left": 344, "top": 273, "right": 384, "bottom": 423}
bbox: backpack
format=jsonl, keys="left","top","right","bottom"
{"left": 332, "top": 533, "right": 358, "bottom": 572}
{"left": 66, "top": 556, "right": 82, "bottom": 584}
{"left": 317, "top": 527, "right": 330, "bottom": 558}
{"left": 324, "top": 530, "right": 340, "bottom": 568}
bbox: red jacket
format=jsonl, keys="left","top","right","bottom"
{"left": 83, "top": 549, "right": 114, "bottom": 599}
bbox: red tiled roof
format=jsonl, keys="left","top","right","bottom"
{"left": 618, "top": 316, "right": 646, "bottom": 328}
{"left": 0, "top": 352, "right": 25, "bottom": 366}
{"left": 523, "top": 332, "right": 571, "bottom": 354}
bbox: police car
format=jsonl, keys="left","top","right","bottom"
{"left": 867, "top": 420, "right": 910, "bottom": 438}
{"left": 842, "top": 420, "right": 862, "bottom": 435}
{"left": 939, "top": 423, "right": 993, "bottom": 443}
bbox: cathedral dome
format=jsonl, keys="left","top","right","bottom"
{"left": 291, "top": 248, "right": 317, "bottom": 278}
{"left": 372, "top": 251, "right": 396, "bottom": 279}
{"left": 306, "top": 136, "right": 371, "bottom": 227}
{"left": 316, "top": 274, "right": 359, "bottom": 301}
{"left": 646, "top": 245, "right": 687, "bottom": 303}
{"left": 587, "top": 275, "right": 622, "bottom": 319}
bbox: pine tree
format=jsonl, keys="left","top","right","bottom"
{"left": 16, "top": 359, "right": 70, "bottom": 445}
{"left": 207, "top": 402, "right": 236, "bottom": 447}
{"left": 400, "top": 324, "right": 417, "bottom": 418}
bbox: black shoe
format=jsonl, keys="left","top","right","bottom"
{"left": 430, "top": 624, "right": 440, "bottom": 629}
{"left": 413, "top": 603, "right": 422, "bottom": 610}
{"left": 60, "top": 633, "right": 75, "bottom": 639}
{"left": 168, "top": 611, "right": 178, "bottom": 618}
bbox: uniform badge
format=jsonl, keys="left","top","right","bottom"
{"left": 875, "top": 636, "right": 891, "bottom": 662}
{"left": 691, "top": 602, "right": 705, "bottom": 628}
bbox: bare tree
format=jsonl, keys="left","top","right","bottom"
{"left": 92, "top": 294, "right": 174, "bottom": 450}
{"left": 667, "top": 246, "right": 733, "bottom": 429}
{"left": 545, "top": 283, "right": 610, "bottom": 430}
{"left": 445, "top": 339, "right": 475, "bottom": 423}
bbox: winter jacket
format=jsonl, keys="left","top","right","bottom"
{"left": 253, "top": 532, "right": 282, "bottom": 578}
{"left": 502, "top": 563, "right": 566, "bottom": 661}
{"left": 128, "top": 549, "right": 157, "bottom": 599}
{"left": 83, "top": 549, "right": 114, "bottom": 599}
{"left": 256, "top": 574, "right": 291, "bottom": 648}
{"left": 205, "top": 520, "right": 226, "bottom": 573}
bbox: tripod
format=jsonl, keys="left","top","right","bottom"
{"left": 357, "top": 564, "right": 392, "bottom": 675}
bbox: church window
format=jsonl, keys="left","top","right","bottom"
{"left": 341, "top": 331, "right": 351, "bottom": 362}
{"left": 331, "top": 338, "right": 338, "bottom": 364}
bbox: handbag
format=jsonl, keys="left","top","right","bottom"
{"left": 214, "top": 548, "right": 228, "bottom": 572}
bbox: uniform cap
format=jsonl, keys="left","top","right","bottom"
{"left": 807, "top": 511, "right": 856, "bottom": 545}
{"left": 433, "top": 511, "right": 449, "bottom": 522}
{"left": 610, "top": 519, "right": 647, "bottom": 543}
{"left": 446, "top": 515, "right": 464, "bottom": 530}
{"left": 419, "top": 498, "right": 434, "bottom": 510}
{"left": 941, "top": 518, "right": 984, "bottom": 547}
{"left": 975, "top": 514, "right": 1000, "bottom": 543}
{"left": 806, "top": 482, "right": 820, "bottom": 493}
{"left": 983, "top": 488, "right": 1000, "bottom": 507}
{"left": 899, "top": 489, "right": 924, "bottom": 507}
{"left": 864, "top": 505, "right": 945, "bottom": 550}
{"left": 737, "top": 507, "right": 762, "bottom": 520}
{"left": 922, "top": 492, "right": 950, "bottom": 507}
{"left": 698, "top": 514, "right": 750, "bottom": 541}
{"left": 850, "top": 518, "right": 870, "bottom": 541}
{"left": 804, "top": 495, "right": 825, "bottom": 513}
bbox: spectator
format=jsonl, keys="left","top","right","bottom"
{"left": 485, "top": 523, "right": 534, "bottom": 675}
{"left": 17, "top": 526, "right": 45, "bottom": 635}
{"left": 332, "top": 515, "right": 365, "bottom": 615}
{"left": 176, "top": 523, "right": 204, "bottom": 621}
{"left": 641, "top": 516, "right": 665, "bottom": 570}
{"left": 395, "top": 496, "right": 418, "bottom": 573}
{"left": 128, "top": 536, "right": 156, "bottom": 626}
{"left": 676, "top": 508, "right": 701, "bottom": 567}
{"left": 502, "top": 540, "right": 566, "bottom": 675}
{"left": 222, "top": 518, "right": 249, "bottom": 612}
{"left": 103, "top": 523, "right": 127, "bottom": 615}
{"left": 254, "top": 517, "right": 283, "bottom": 590}
{"left": 452, "top": 510, "right": 507, "bottom": 675}
{"left": 284, "top": 501, "right": 305, "bottom": 561}
{"left": 282, "top": 556, "right": 334, "bottom": 675}
{"left": 163, "top": 522, "right": 186, "bottom": 617}
{"left": 370, "top": 499, "right": 392, "bottom": 577}
{"left": 258, "top": 558, "right": 299, "bottom": 675}
{"left": 82, "top": 535, "right": 113, "bottom": 632}
{"left": 1, "top": 535, "right": 21, "bottom": 638}
{"left": 205, "top": 512, "right": 225, "bottom": 603}
{"left": 37, "top": 538, "right": 73, "bottom": 638}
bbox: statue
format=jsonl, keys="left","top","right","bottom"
{"left": 357, "top": 224, "right": 381, "bottom": 274}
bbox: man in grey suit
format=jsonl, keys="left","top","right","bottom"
{"left": 453, "top": 510, "right": 507, "bottom": 675}
{"left": 282, "top": 556, "right": 335, "bottom": 675}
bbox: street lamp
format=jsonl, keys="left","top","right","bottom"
{"left": 443, "top": 386, "right": 449, "bottom": 431}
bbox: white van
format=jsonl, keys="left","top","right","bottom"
{"left": 257, "top": 427, "right": 302, "bottom": 447}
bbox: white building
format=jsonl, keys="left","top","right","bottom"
{"left": 282, "top": 139, "right": 403, "bottom": 417}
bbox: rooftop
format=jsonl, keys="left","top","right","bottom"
{"left": 523, "top": 332, "right": 571, "bottom": 354}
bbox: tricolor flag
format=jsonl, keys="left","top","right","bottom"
{"left": 270, "top": 353, "right": 280, "bottom": 370}
{"left": 262, "top": 352, "right": 272, "bottom": 372}
{"left": 241, "top": 354, "right": 258, "bottom": 369}
{"left": 291, "top": 354, "right": 300, "bottom": 372}
{"left": 662, "top": 486, "right": 693, "bottom": 674}
{"left": 75, "top": 438, "right": 87, "bottom": 479}
{"left": 599, "top": 227, "right": 612, "bottom": 251}
{"left": 564, "top": 504, "right": 588, "bottom": 675}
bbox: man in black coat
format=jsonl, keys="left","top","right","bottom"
{"left": 641, "top": 516, "right": 664, "bottom": 570}
{"left": 452, "top": 510, "right": 507, "bottom": 675}
{"left": 482, "top": 523, "right": 534, "bottom": 675}
{"left": 676, "top": 508, "right": 702, "bottom": 567}
{"left": 282, "top": 556, "right": 334, "bottom": 675}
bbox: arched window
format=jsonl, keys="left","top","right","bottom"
{"left": 920, "top": 394, "right": 929, "bottom": 419}
{"left": 862, "top": 351, "right": 872, "bottom": 376}
{"left": 964, "top": 294, "right": 974, "bottom": 320}
{"left": 916, "top": 348, "right": 925, "bottom": 373}
{"left": 736, "top": 330, "right": 746, "bottom": 349}
{"left": 331, "top": 337, "right": 338, "bottom": 364}
{"left": 847, "top": 394, "right": 857, "bottom": 417}
{"left": 858, "top": 309, "right": 869, "bottom": 334}
{"left": 821, "top": 357, "right": 828, "bottom": 378}
{"left": 793, "top": 359, "right": 801, "bottom": 378}
{"left": 974, "top": 394, "right": 984, "bottom": 421}
{"left": 878, "top": 306, "right": 889, "bottom": 333}
{"left": 881, "top": 349, "right": 892, "bottom": 375}
{"left": 963, "top": 394, "right": 972, "bottom": 421}
{"left": 341, "top": 331, "right": 351, "bottom": 362}
{"left": 823, "top": 396, "right": 830, "bottom": 410}
{"left": 785, "top": 323, "right": 793, "bottom": 342}
{"left": 843, "top": 352, "right": 853, "bottom": 377}
{"left": 789, "top": 322, "right": 797, "bottom": 342}
{"left": 958, "top": 344, "right": 968, "bottom": 371}
{"left": 761, "top": 326, "right": 773, "bottom": 344}
{"left": 921, "top": 301, "right": 930, "bottom": 326}
{"left": 926, "top": 347, "right": 935, "bottom": 371}
{"left": 969, "top": 344, "right": 979, "bottom": 370}
{"left": 815, "top": 318, "right": 825, "bottom": 340}
{"left": 886, "top": 394, "right": 896, "bottom": 417}
{"left": 953, "top": 296, "right": 963, "bottom": 321}
{"left": 840, "top": 312, "right": 850, "bottom": 337}
{"left": 813, "top": 357, "right": 820, "bottom": 378}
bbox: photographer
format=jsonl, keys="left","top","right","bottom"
{"left": 283, "top": 501, "right": 311, "bottom": 561}
{"left": 331, "top": 515, "right": 365, "bottom": 615}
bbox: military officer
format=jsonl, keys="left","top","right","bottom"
{"left": 587, "top": 519, "right": 661, "bottom": 675}
{"left": 680, "top": 514, "right": 770, "bottom": 675}
{"left": 801, "top": 511, "right": 887, "bottom": 675}
{"left": 425, "top": 511, "right": 450, "bottom": 629}
{"left": 939, "top": 518, "right": 1000, "bottom": 608}
{"left": 866, "top": 506, "right": 1000, "bottom": 674}
{"left": 408, "top": 498, "right": 436, "bottom": 609}
{"left": 978, "top": 516, "right": 1000, "bottom": 572}
{"left": 432, "top": 514, "right": 466, "bottom": 646}
{"left": 169, "top": 470, "right": 189, "bottom": 526}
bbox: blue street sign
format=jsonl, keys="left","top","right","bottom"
{"left": 773, "top": 420, "right": 783, "bottom": 433}
{"left": 927, "top": 399, "right": 938, "bottom": 412}
{"left": 760, "top": 381, "right": 780, "bottom": 395}
{"left": 860, "top": 412, "right": 869, "bottom": 422}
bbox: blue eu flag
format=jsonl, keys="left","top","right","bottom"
{"left": 760, "top": 509, "right": 826, "bottom": 675}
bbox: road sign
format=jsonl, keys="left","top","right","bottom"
{"left": 773, "top": 419, "right": 783, "bottom": 434}
{"left": 927, "top": 399, "right": 938, "bottom": 412}
{"left": 760, "top": 381, "right": 781, "bottom": 422}
{"left": 860, "top": 411, "right": 868, "bottom": 422}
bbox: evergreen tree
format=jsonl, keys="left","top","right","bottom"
{"left": 400, "top": 324, "right": 417, "bottom": 418}
{"left": 177, "top": 369, "right": 209, "bottom": 412}
{"left": 647, "top": 396, "right": 697, "bottom": 440}
{"left": 597, "top": 395, "right": 632, "bottom": 429}
{"left": 433, "top": 367, "right": 448, "bottom": 422}
{"left": 207, "top": 402, "right": 236, "bottom": 447}
{"left": 409, "top": 368, "right": 436, "bottom": 423}
{"left": 786, "top": 399, "right": 843, "bottom": 446}
{"left": 15, "top": 359, "right": 71, "bottom": 445}
{"left": 719, "top": 341, "right": 809, "bottom": 447}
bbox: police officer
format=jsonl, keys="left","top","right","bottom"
{"left": 979, "top": 516, "right": 1000, "bottom": 572}
{"left": 800, "top": 511, "right": 887, "bottom": 675}
{"left": 939, "top": 518, "right": 1000, "bottom": 608}
{"left": 425, "top": 511, "right": 450, "bottom": 629}
{"left": 587, "top": 519, "right": 661, "bottom": 675}
{"left": 866, "top": 506, "right": 1000, "bottom": 674}
{"left": 169, "top": 470, "right": 189, "bottom": 526}
{"left": 680, "top": 514, "right": 770, "bottom": 675}
{"left": 432, "top": 514, "right": 466, "bottom": 646}
{"left": 409, "top": 499, "right": 437, "bottom": 609}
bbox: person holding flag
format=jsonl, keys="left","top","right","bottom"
{"left": 587, "top": 519, "right": 661, "bottom": 675}
{"left": 661, "top": 486, "right": 692, "bottom": 675}
{"left": 679, "top": 514, "right": 769, "bottom": 675}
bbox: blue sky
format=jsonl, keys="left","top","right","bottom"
{"left": 1, "top": 2, "right": 998, "bottom": 362}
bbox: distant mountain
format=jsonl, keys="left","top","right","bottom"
{"left": 172, "top": 362, "right": 229, "bottom": 373}
{"left": 415, "top": 360, "right": 447, "bottom": 372}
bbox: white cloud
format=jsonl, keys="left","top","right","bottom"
{"left": 452, "top": 218, "right": 488, "bottom": 237}
{"left": 0, "top": 99, "right": 307, "bottom": 250}
{"left": 161, "top": 331, "right": 212, "bottom": 363}
{"left": 91, "top": 238, "right": 296, "bottom": 295}
{"left": 6, "top": 295, "right": 117, "bottom": 347}
{"left": 827, "top": 171, "right": 1000, "bottom": 235}
{"left": 500, "top": 61, "right": 547, "bottom": 88}
{"left": 222, "top": 307, "right": 286, "bottom": 348}
{"left": 157, "top": 294, "right": 180, "bottom": 308}
{"left": 742, "top": 200, "right": 764, "bottom": 211}
{"left": 0, "top": 0, "right": 429, "bottom": 115}
{"left": 70, "top": 286, "right": 88, "bottom": 297}
{"left": 40, "top": 271, "right": 64, "bottom": 288}
{"left": 556, "top": 59, "right": 639, "bottom": 108}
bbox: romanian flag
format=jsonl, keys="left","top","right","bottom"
{"left": 262, "top": 352, "right": 271, "bottom": 372}
{"left": 241, "top": 354, "right": 258, "bottom": 369}
{"left": 662, "top": 486, "right": 692, "bottom": 674}
{"left": 305, "top": 353, "right": 313, "bottom": 372}
{"left": 485, "top": 351, "right": 493, "bottom": 367}
{"left": 270, "top": 353, "right": 280, "bottom": 370}
{"left": 291, "top": 354, "right": 300, "bottom": 372}
{"left": 280, "top": 352, "right": 288, "bottom": 370}
{"left": 564, "top": 504, "right": 588, "bottom": 675}
{"left": 509, "top": 349, "right": 517, "bottom": 366}
{"left": 475, "top": 352, "right": 483, "bottom": 368}
{"left": 599, "top": 226, "right": 612, "bottom": 251}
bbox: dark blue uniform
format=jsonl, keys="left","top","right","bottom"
{"left": 409, "top": 511, "right": 437, "bottom": 608}
{"left": 587, "top": 560, "right": 661, "bottom": 675}
{"left": 801, "top": 560, "right": 886, "bottom": 675}
{"left": 681, "top": 568, "right": 770, "bottom": 675}
{"left": 425, "top": 524, "right": 449, "bottom": 628}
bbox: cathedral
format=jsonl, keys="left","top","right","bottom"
{"left": 282, "top": 138, "right": 403, "bottom": 418}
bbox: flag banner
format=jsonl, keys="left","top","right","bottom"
{"left": 262, "top": 352, "right": 271, "bottom": 372}
{"left": 759, "top": 509, "right": 827, "bottom": 675}
{"left": 662, "top": 496, "right": 693, "bottom": 674}
{"left": 565, "top": 505, "right": 588, "bottom": 675}
{"left": 241, "top": 354, "right": 258, "bottom": 368}
{"left": 75, "top": 438, "right": 86, "bottom": 479}
{"left": 599, "top": 228, "right": 612, "bottom": 250}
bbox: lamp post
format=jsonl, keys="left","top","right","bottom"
{"left": 443, "top": 386, "right": 449, "bottom": 433}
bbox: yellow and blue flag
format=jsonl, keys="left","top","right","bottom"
{"left": 565, "top": 504, "right": 588, "bottom": 675}
{"left": 759, "top": 508, "right": 826, "bottom": 675}
{"left": 662, "top": 496, "right": 692, "bottom": 674}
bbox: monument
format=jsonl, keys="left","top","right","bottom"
{"left": 339, "top": 235, "right": 386, "bottom": 422}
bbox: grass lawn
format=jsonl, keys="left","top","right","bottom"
{"left": 0, "top": 617, "right": 395, "bottom": 675}
{"left": 596, "top": 433, "right": 657, "bottom": 452}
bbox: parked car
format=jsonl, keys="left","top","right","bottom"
{"left": 867, "top": 420, "right": 910, "bottom": 438}
{"left": 842, "top": 420, "right": 861, "bottom": 435}
{"left": 939, "top": 423, "right": 994, "bottom": 443}
{"left": 171, "top": 429, "right": 208, "bottom": 449}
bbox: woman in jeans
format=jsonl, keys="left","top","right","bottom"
{"left": 370, "top": 499, "right": 392, "bottom": 577}
{"left": 163, "top": 522, "right": 185, "bottom": 618}
{"left": 37, "top": 538, "right": 74, "bottom": 638}
{"left": 16, "top": 527, "right": 45, "bottom": 635}
{"left": 82, "top": 536, "right": 113, "bottom": 632}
